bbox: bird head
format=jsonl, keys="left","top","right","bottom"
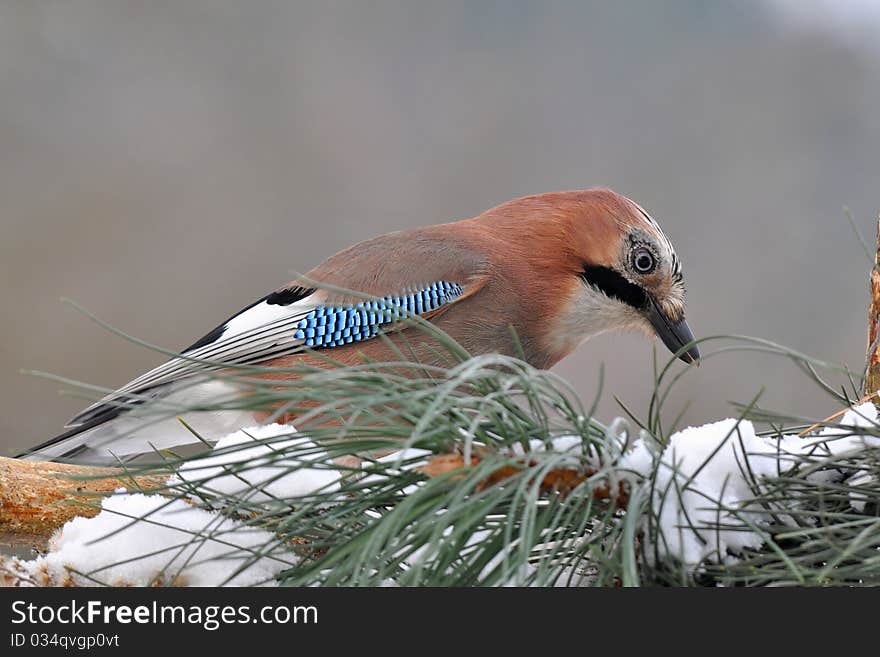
{"left": 479, "top": 189, "right": 699, "bottom": 366}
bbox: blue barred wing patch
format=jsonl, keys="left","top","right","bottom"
{"left": 292, "top": 281, "right": 463, "bottom": 348}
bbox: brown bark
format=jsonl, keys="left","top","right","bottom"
{"left": 865, "top": 217, "right": 880, "bottom": 400}
{"left": 418, "top": 452, "right": 629, "bottom": 506}
{"left": 796, "top": 224, "right": 880, "bottom": 436}
{"left": 0, "top": 456, "right": 164, "bottom": 550}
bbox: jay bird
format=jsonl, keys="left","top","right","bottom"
{"left": 22, "top": 188, "right": 698, "bottom": 464}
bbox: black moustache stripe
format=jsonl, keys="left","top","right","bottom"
{"left": 581, "top": 265, "right": 647, "bottom": 310}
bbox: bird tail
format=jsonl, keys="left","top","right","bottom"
{"left": 18, "top": 381, "right": 256, "bottom": 465}
{"left": 18, "top": 414, "right": 125, "bottom": 464}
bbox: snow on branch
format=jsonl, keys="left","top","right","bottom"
{"left": 2, "top": 405, "right": 879, "bottom": 586}
{"left": 620, "top": 403, "right": 880, "bottom": 568}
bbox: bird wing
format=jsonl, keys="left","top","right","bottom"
{"left": 66, "top": 279, "right": 473, "bottom": 428}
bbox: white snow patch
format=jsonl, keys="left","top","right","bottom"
{"left": 6, "top": 492, "right": 294, "bottom": 587}
{"left": 810, "top": 403, "right": 880, "bottom": 512}
{"left": 617, "top": 439, "right": 655, "bottom": 478}
{"left": 807, "top": 403, "right": 880, "bottom": 452}
{"left": 360, "top": 448, "right": 432, "bottom": 496}
{"left": 508, "top": 437, "right": 586, "bottom": 473}
{"left": 510, "top": 436, "right": 585, "bottom": 456}
{"left": 374, "top": 448, "right": 433, "bottom": 468}
{"left": 171, "top": 423, "right": 343, "bottom": 502}
{"left": 640, "top": 418, "right": 786, "bottom": 566}
{"left": 622, "top": 403, "right": 880, "bottom": 567}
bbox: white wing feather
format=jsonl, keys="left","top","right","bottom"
{"left": 67, "top": 294, "right": 322, "bottom": 427}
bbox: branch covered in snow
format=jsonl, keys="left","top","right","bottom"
{"left": 0, "top": 456, "right": 165, "bottom": 549}
{"left": 619, "top": 403, "right": 880, "bottom": 569}
{"left": 2, "top": 492, "right": 295, "bottom": 587}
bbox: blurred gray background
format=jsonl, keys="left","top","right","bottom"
{"left": 2, "top": 1, "right": 879, "bottom": 454}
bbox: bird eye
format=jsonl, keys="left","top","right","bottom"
{"left": 632, "top": 247, "right": 656, "bottom": 274}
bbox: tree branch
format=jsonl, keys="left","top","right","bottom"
{"left": 0, "top": 456, "right": 164, "bottom": 550}
{"left": 865, "top": 216, "right": 880, "bottom": 399}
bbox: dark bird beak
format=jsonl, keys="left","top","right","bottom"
{"left": 645, "top": 298, "right": 700, "bottom": 364}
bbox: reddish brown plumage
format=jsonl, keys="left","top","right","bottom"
{"left": 267, "top": 188, "right": 671, "bottom": 371}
